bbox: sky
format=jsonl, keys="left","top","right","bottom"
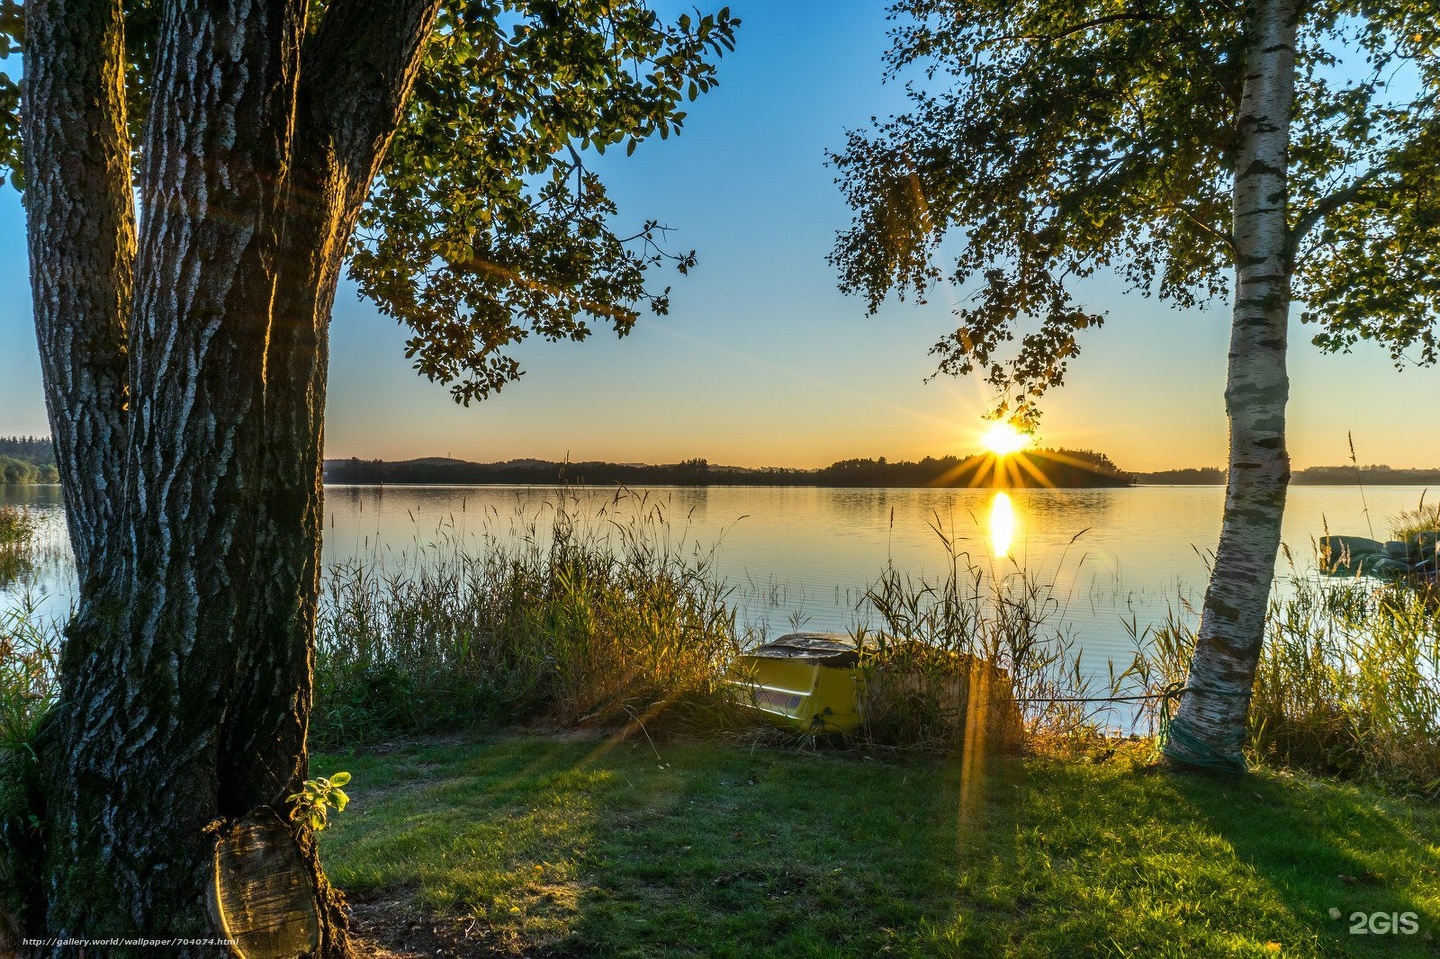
{"left": 2, "top": 4, "right": 1438, "bottom": 473}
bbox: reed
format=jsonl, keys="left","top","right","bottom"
{"left": 0, "top": 507, "right": 35, "bottom": 585}
{"left": 0, "top": 598, "right": 57, "bottom": 934}
{"left": 1250, "top": 569, "right": 1440, "bottom": 794}
{"left": 1391, "top": 499, "right": 1440, "bottom": 541}
{"left": 0, "top": 508, "right": 31, "bottom": 546}
{"left": 313, "top": 490, "right": 746, "bottom": 748}
{"left": 1126, "top": 546, "right": 1440, "bottom": 795}
{"left": 219, "top": 487, "right": 1440, "bottom": 787}
{"left": 0, "top": 598, "right": 59, "bottom": 755}
{"left": 314, "top": 495, "right": 1151, "bottom": 753}
{"left": 853, "top": 513, "right": 1111, "bottom": 751}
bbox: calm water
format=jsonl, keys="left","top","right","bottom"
{"left": 3, "top": 483, "right": 1429, "bottom": 673}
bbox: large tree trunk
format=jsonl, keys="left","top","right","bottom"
{"left": 16, "top": 0, "right": 438, "bottom": 951}
{"left": 1162, "top": 0, "right": 1298, "bottom": 772}
{"left": 20, "top": 0, "right": 133, "bottom": 590}
{"left": 220, "top": 3, "right": 440, "bottom": 948}
{"left": 11, "top": 0, "right": 133, "bottom": 943}
{"left": 44, "top": 0, "right": 306, "bottom": 940}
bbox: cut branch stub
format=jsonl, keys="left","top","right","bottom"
{"left": 210, "top": 807, "right": 321, "bottom": 959}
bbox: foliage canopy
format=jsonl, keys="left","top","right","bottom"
{"left": 830, "top": 1, "right": 1440, "bottom": 425}
{"left": 0, "top": 0, "right": 738, "bottom": 404}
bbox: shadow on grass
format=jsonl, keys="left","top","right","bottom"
{"left": 318, "top": 735, "right": 1440, "bottom": 958}
{"left": 1162, "top": 766, "right": 1440, "bottom": 958}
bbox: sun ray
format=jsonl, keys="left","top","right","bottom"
{"left": 1010, "top": 453, "right": 1055, "bottom": 488}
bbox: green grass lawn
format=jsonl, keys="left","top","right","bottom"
{"left": 318, "top": 733, "right": 1440, "bottom": 957}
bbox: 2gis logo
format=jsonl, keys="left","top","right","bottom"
{"left": 1348, "top": 911, "right": 1420, "bottom": 936}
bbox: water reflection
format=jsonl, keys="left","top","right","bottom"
{"left": 0, "top": 499, "right": 74, "bottom": 616}
{"left": 2, "top": 483, "right": 1424, "bottom": 668}
{"left": 989, "top": 492, "right": 1017, "bottom": 558}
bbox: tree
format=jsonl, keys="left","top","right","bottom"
{"left": 831, "top": 1, "right": 1439, "bottom": 769}
{"left": 0, "top": 0, "right": 736, "bottom": 950}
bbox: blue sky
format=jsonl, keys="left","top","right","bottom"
{"left": 2, "top": 3, "right": 1437, "bottom": 472}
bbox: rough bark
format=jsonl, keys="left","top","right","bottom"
{"left": 222, "top": 2, "right": 441, "bottom": 949}
{"left": 20, "top": 0, "right": 133, "bottom": 588}
{"left": 19, "top": 0, "right": 438, "bottom": 951}
{"left": 44, "top": 0, "right": 305, "bottom": 942}
{"left": 227, "top": 1, "right": 444, "bottom": 811}
{"left": 1163, "top": 0, "right": 1298, "bottom": 771}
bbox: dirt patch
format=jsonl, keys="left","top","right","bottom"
{"left": 348, "top": 891, "right": 521, "bottom": 958}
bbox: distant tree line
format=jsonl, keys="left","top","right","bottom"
{"left": 1132, "top": 465, "right": 1440, "bottom": 485}
{"left": 814, "top": 449, "right": 1131, "bottom": 488}
{"left": 324, "top": 456, "right": 815, "bottom": 487}
{"left": 1128, "top": 463, "right": 1434, "bottom": 486}
{"left": 1291, "top": 465, "right": 1440, "bottom": 485}
{"left": 324, "top": 448, "right": 1135, "bottom": 488}
{"left": 1133, "top": 468, "right": 1226, "bottom": 485}
{"left": 0, "top": 436, "right": 59, "bottom": 484}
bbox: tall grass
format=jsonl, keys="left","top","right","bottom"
{"left": 854, "top": 514, "right": 1108, "bottom": 750}
{"left": 0, "top": 508, "right": 31, "bottom": 546}
{"left": 1392, "top": 500, "right": 1440, "bottom": 541}
{"left": 0, "top": 507, "right": 35, "bottom": 585}
{"left": 0, "top": 598, "right": 59, "bottom": 755}
{"left": 1391, "top": 498, "right": 1440, "bottom": 597}
{"left": 315, "top": 495, "right": 1169, "bottom": 754}
{"left": 5, "top": 486, "right": 1427, "bottom": 792}
{"left": 1126, "top": 547, "right": 1440, "bottom": 796}
{"left": 314, "top": 495, "right": 1128, "bottom": 753}
{"left": 0, "top": 598, "right": 57, "bottom": 937}
{"left": 313, "top": 491, "right": 745, "bottom": 748}
{"left": 1251, "top": 569, "right": 1440, "bottom": 794}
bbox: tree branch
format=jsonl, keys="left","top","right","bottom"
{"left": 990, "top": 11, "right": 1165, "bottom": 44}
{"left": 299, "top": 0, "right": 443, "bottom": 214}
{"left": 1175, "top": 202, "right": 1237, "bottom": 256}
{"left": 1288, "top": 167, "right": 1384, "bottom": 265}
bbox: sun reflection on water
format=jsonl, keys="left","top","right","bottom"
{"left": 989, "top": 491, "right": 1016, "bottom": 558}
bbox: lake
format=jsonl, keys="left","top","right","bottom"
{"left": 2, "top": 483, "right": 1429, "bottom": 675}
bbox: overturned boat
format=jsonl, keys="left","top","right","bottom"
{"left": 727, "top": 631, "right": 1025, "bottom": 744}
{"left": 726, "top": 632, "right": 863, "bottom": 732}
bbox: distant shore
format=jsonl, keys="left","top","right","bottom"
{"left": 322, "top": 455, "right": 1440, "bottom": 489}
{"left": 323, "top": 449, "right": 1131, "bottom": 489}
{"left": 6, "top": 435, "right": 1438, "bottom": 488}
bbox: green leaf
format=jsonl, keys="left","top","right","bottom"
{"left": 829, "top": 2, "right": 1440, "bottom": 416}
{"left": 349, "top": 1, "right": 740, "bottom": 404}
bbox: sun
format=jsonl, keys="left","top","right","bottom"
{"left": 979, "top": 421, "right": 1032, "bottom": 457}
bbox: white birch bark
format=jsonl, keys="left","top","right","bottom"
{"left": 1162, "top": 0, "right": 1298, "bottom": 770}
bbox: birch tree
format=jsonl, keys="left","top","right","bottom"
{"left": 0, "top": 0, "right": 736, "bottom": 951}
{"left": 830, "top": 1, "right": 1440, "bottom": 770}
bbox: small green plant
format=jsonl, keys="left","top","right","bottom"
{"left": 286, "top": 771, "right": 351, "bottom": 833}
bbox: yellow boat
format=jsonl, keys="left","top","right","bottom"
{"left": 727, "top": 632, "right": 863, "bottom": 732}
